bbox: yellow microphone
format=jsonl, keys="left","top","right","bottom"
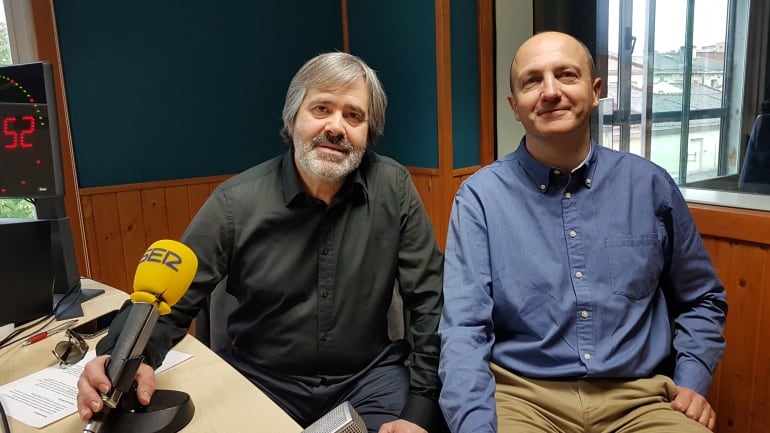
{"left": 132, "top": 240, "right": 198, "bottom": 314}
{"left": 84, "top": 240, "right": 198, "bottom": 433}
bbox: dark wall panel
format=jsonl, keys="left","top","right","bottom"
{"left": 347, "top": 0, "right": 439, "bottom": 168}
{"left": 54, "top": 1, "right": 343, "bottom": 187}
{"left": 451, "top": 0, "right": 481, "bottom": 168}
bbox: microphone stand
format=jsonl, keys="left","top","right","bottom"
{"left": 83, "top": 303, "right": 194, "bottom": 433}
{"left": 83, "top": 389, "right": 194, "bottom": 433}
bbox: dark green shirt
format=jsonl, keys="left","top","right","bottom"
{"left": 101, "top": 149, "right": 444, "bottom": 426}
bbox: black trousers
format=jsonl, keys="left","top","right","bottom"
{"left": 220, "top": 341, "right": 410, "bottom": 433}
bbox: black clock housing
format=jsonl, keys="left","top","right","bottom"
{"left": 0, "top": 62, "right": 64, "bottom": 198}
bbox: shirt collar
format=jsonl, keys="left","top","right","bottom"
{"left": 281, "top": 149, "right": 368, "bottom": 207}
{"left": 515, "top": 137, "right": 598, "bottom": 193}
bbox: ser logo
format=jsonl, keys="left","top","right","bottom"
{"left": 139, "top": 247, "right": 182, "bottom": 271}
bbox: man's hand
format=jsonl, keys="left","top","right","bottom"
{"left": 76, "top": 355, "right": 156, "bottom": 421}
{"left": 378, "top": 419, "right": 428, "bottom": 433}
{"left": 670, "top": 385, "right": 716, "bottom": 431}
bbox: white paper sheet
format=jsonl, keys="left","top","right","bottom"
{"left": 0, "top": 350, "right": 193, "bottom": 428}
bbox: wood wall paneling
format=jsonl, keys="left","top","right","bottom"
{"left": 140, "top": 188, "right": 172, "bottom": 243}
{"left": 703, "top": 236, "right": 731, "bottom": 418}
{"left": 82, "top": 172, "right": 449, "bottom": 289}
{"left": 79, "top": 176, "right": 230, "bottom": 292}
{"left": 165, "top": 186, "right": 192, "bottom": 241}
{"left": 754, "top": 252, "right": 770, "bottom": 433}
{"left": 87, "top": 193, "right": 128, "bottom": 291}
{"left": 693, "top": 207, "right": 770, "bottom": 433}
{"left": 409, "top": 168, "right": 444, "bottom": 249}
{"left": 690, "top": 203, "right": 770, "bottom": 245}
{"left": 187, "top": 184, "right": 212, "bottom": 224}
{"left": 714, "top": 241, "right": 764, "bottom": 432}
{"left": 408, "top": 166, "right": 481, "bottom": 251}
{"left": 80, "top": 194, "right": 100, "bottom": 278}
{"left": 116, "top": 191, "right": 147, "bottom": 292}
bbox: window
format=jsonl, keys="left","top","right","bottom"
{"left": 0, "top": 0, "right": 36, "bottom": 219}
{"left": 600, "top": 0, "right": 765, "bottom": 196}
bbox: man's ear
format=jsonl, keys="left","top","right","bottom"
{"left": 507, "top": 94, "right": 521, "bottom": 121}
{"left": 592, "top": 77, "right": 603, "bottom": 108}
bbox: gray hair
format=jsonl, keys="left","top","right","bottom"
{"left": 281, "top": 52, "right": 387, "bottom": 145}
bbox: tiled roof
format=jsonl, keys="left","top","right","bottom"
{"left": 606, "top": 81, "right": 723, "bottom": 113}
{"left": 651, "top": 52, "right": 724, "bottom": 74}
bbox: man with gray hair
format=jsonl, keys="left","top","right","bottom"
{"left": 77, "top": 52, "right": 447, "bottom": 433}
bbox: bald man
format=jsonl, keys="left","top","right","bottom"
{"left": 438, "top": 31, "right": 727, "bottom": 433}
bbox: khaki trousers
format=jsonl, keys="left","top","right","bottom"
{"left": 491, "top": 363, "right": 711, "bottom": 433}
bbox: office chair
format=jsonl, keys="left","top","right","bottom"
{"left": 194, "top": 277, "right": 236, "bottom": 352}
{"left": 739, "top": 109, "right": 770, "bottom": 188}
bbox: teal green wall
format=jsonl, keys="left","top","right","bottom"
{"left": 347, "top": 1, "right": 439, "bottom": 168}
{"left": 54, "top": 1, "right": 481, "bottom": 187}
{"left": 451, "top": 0, "right": 481, "bottom": 167}
{"left": 55, "top": 1, "right": 343, "bottom": 187}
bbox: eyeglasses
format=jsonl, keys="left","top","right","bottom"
{"left": 52, "top": 329, "right": 89, "bottom": 367}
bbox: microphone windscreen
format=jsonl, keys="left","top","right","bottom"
{"left": 301, "top": 401, "right": 366, "bottom": 433}
{"left": 132, "top": 240, "right": 198, "bottom": 313}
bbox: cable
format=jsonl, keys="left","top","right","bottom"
{"left": 0, "top": 276, "right": 81, "bottom": 349}
{"left": 0, "top": 395, "right": 10, "bottom": 433}
{"left": 0, "top": 317, "right": 55, "bottom": 350}
{"left": 0, "top": 315, "right": 53, "bottom": 349}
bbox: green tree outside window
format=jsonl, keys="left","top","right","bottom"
{"left": 0, "top": 17, "right": 36, "bottom": 219}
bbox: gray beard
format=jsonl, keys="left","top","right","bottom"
{"left": 295, "top": 136, "right": 365, "bottom": 180}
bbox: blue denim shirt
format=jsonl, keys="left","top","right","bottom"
{"left": 438, "top": 140, "right": 728, "bottom": 433}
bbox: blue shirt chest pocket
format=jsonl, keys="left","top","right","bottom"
{"left": 605, "top": 234, "right": 663, "bottom": 300}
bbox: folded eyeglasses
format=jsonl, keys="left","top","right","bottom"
{"left": 52, "top": 329, "right": 89, "bottom": 367}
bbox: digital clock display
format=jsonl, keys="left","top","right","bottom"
{"left": 0, "top": 62, "right": 63, "bottom": 198}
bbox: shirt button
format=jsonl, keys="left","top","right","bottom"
{"left": 321, "top": 247, "right": 330, "bottom": 255}
{"left": 320, "top": 333, "right": 328, "bottom": 341}
{"left": 539, "top": 184, "right": 546, "bottom": 191}
{"left": 584, "top": 353, "right": 592, "bottom": 360}
{"left": 575, "top": 271, "right": 583, "bottom": 278}
{"left": 569, "top": 230, "right": 577, "bottom": 238}
{"left": 585, "top": 178, "right": 592, "bottom": 186}
{"left": 580, "top": 310, "right": 589, "bottom": 318}
{"left": 565, "top": 192, "right": 572, "bottom": 199}
{"left": 554, "top": 169, "right": 561, "bottom": 175}
{"left": 320, "top": 291, "right": 329, "bottom": 299}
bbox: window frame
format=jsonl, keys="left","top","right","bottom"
{"left": 4, "top": 0, "right": 37, "bottom": 63}
{"left": 599, "top": 0, "right": 770, "bottom": 211}
{"left": 0, "top": 0, "right": 39, "bottom": 219}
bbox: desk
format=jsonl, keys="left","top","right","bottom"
{"left": 0, "top": 279, "right": 302, "bottom": 433}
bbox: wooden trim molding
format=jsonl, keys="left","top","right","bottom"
{"left": 453, "top": 165, "right": 481, "bottom": 176}
{"left": 689, "top": 203, "right": 770, "bottom": 245}
{"left": 477, "top": 0, "right": 496, "bottom": 166}
{"left": 30, "top": 1, "right": 90, "bottom": 277}
{"left": 405, "top": 166, "right": 439, "bottom": 176}
{"left": 341, "top": 0, "right": 350, "bottom": 53}
{"left": 434, "top": 0, "right": 454, "bottom": 246}
{"left": 80, "top": 175, "right": 232, "bottom": 196}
